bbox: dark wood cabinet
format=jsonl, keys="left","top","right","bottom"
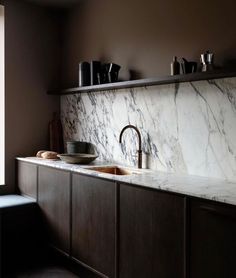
{"left": 72, "top": 174, "right": 116, "bottom": 278}
{"left": 38, "top": 166, "right": 71, "bottom": 256}
{"left": 119, "top": 184, "right": 185, "bottom": 278}
{"left": 18, "top": 160, "right": 236, "bottom": 278}
{"left": 17, "top": 161, "right": 37, "bottom": 199}
{"left": 190, "top": 199, "right": 236, "bottom": 278}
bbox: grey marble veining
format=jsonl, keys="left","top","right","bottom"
{"left": 61, "top": 77, "right": 236, "bottom": 181}
{"left": 17, "top": 157, "right": 236, "bottom": 206}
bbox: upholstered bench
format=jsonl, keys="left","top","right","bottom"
{"left": 0, "top": 194, "right": 42, "bottom": 277}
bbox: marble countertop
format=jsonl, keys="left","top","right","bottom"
{"left": 17, "top": 157, "right": 236, "bottom": 207}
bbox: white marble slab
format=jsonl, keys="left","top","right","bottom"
{"left": 61, "top": 77, "right": 236, "bottom": 182}
{"left": 17, "top": 157, "right": 236, "bottom": 207}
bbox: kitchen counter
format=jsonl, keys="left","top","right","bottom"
{"left": 17, "top": 157, "right": 236, "bottom": 206}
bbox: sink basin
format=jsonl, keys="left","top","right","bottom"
{"left": 85, "top": 166, "right": 141, "bottom": 176}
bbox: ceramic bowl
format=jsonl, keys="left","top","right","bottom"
{"left": 57, "top": 153, "right": 98, "bottom": 164}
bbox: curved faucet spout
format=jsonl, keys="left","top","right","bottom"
{"left": 119, "top": 125, "right": 142, "bottom": 169}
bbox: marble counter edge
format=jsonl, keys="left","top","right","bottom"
{"left": 16, "top": 157, "right": 236, "bottom": 207}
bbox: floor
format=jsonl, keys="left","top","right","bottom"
{"left": 4, "top": 254, "right": 101, "bottom": 278}
{"left": 3, "top": 247, "right": 97, "bottom": 278}
{"left": 8, "top": 265, "right": 80, "bottom": 278}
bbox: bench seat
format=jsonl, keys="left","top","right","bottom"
{"left": 0, "top": 195, "right": 43, "bottom": 277}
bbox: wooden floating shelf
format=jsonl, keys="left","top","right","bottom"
{"left": 47, "top": 71, "right": 236, "bottom": 96}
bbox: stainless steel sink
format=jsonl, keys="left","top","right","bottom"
{"left": 85, "top": 166, "right": 141, "bottom": 176}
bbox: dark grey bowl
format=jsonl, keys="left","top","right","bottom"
{"left": 57, "top": 153, "right": 98, "bottom": 164}
{"left": 66, "top": 141, "right": 88, "bottom": 154}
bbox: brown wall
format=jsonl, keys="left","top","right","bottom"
{"left": 1, "top": 0, "right": 61, "bottom": 193}
{"left": 62, "top": 0, "right": 236, "bottom": 87}
{"left": 1, "top": 0, "right": 236, "bottom": 192}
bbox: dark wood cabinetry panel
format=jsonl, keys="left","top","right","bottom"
{"left": 19, "top": 160, "right": 236, "bottom": 278}
{"left": 38, "top": 166, "right": 70, "bottom": 256}
{"left": 119, "top": 184, "right": 185, "bottom": 278}
{"left": 72, "top": 174, "right": 116, "bottom": 278}
{"left": 17, "top": 161, "right": 37, "bottom": 199}
{"left": 190, "top": 199, "right": 236, "bottom": 278}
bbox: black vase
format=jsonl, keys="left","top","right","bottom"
{"left": 78, "top": 62, "right": 90, "bottom": 87}
{"left": 90, "top": 61, "right": 101, "bottom": 85}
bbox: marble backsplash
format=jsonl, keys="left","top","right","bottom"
{"left": 61, "top": 77, "right": 236, "bottom": 181}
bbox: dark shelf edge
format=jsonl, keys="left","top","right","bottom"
{"left": 47, "top": 71, "right": 236, "bottom": 96}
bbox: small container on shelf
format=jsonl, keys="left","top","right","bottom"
{"left": 79, "top": 62, "right": 90, "bottom": 87}
{"left": 171, "top": 56, "right": 180, "bottom": 75}
{"left": 181, "top": 58, "right": 197, "bottom": 74}
{"left": 200, "top": 50, "right": 214, "bottom": 72}
{"left": 90, "top": 61, "right": 101, "bottom": 85}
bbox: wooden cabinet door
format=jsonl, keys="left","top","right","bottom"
{"left": 38, "top": 166, "right": 70, "bottom": 256}
{"left": 72, "top": 174, "right": 116, "bottom": 278}
{"left": 190, "top": 199, "right": 236, "bottom": 278}
{"left": 17, "top": 161, "right": 37, "bottom": 199}
{"left": 119, "top": 184, "right": 185, "bottom": 278}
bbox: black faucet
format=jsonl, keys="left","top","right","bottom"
{"left": 119, "top": 125, "right": 142, "bottom": 169}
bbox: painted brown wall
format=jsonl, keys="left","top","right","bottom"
{"left": 1, "top": 0, "right": 61, "bottom": 193}
{"left": 61, "top": 0, "right": 236, "bottom": 87}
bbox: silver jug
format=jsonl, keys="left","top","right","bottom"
{"left": 200, "top": 51, "right": 214, "bottom": 72}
